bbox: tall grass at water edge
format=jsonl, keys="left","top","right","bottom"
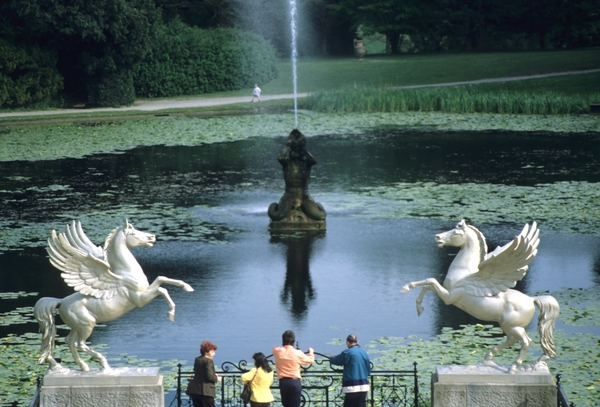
{"left": 303, "top": 86, "right": 600, "bottom": 115}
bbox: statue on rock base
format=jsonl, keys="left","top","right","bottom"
{"left": 401, "top": 220, "right": 560, "bottom": 374}
{"left": 268, "top": 129, "right": 326, "bottom": 231}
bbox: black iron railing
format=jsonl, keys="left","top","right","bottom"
{"left": 556, "top": 374, "right": 576, "bottom": 407}
{"left": 170, "top": 352, "right": 420, "bottom": 407}
{"left": 28, "top": 376, "right": 41, "bottom": 407}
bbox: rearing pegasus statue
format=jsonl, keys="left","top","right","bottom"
{"left": 401, "top": 220, "right": 559, "bottom": 374}
{"left": 34, "top": 220, "right": 194, "bottom": 372}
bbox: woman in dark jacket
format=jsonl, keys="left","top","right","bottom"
{"left": 186, "top": 340, "right": 222, "bottom": 407}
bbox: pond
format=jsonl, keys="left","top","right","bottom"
{"left": 1, "top": 122, "right": 599, "bottom": 399}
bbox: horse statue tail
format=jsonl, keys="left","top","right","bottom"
{"left": 534, "top": 295, "right": 560, "bottom": 359}
{"left": 34, "top": 297, "right": 62, "bottom": 368}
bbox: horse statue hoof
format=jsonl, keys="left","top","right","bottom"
{"left": 400, "top": 285, "right": 410, "bottom": 293}
{"left": 49, "top": 363, "right": 69, "bottom": 373}
{"left": 168, "top": 310, "right": 175, "bottom": 322}
{"left": 183, "top": 283, "right": 194, "bottom": 292}
{"left": 416, "top": 304, "right": 425, "bottom": 316}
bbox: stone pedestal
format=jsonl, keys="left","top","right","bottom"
{"left": 269, "top": 209, "right": 326, "bottom": 231}
{"left": 40, "top": 367, "right": 164, "bottom": 407}
{"left": 431, "top": 363, "right": 556, "bottom": 407}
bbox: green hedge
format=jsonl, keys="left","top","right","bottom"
{"left": 0, "top": 39, "right": 63, "bottom": 107}
{"left": 133, "top": 22, "right": 278, "bottom": 98}
{"left": 87, "top": 69, "right": 136, "bottom": 108}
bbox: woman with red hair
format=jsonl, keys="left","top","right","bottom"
{"left": 186, "top": 340, "right": 222, "bottom": 407}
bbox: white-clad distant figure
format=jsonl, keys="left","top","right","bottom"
{"left": 251, "top": 84, "right": 261, "bottom": 102}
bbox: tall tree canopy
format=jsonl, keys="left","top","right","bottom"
{"left": 1, "top": 0, "right": 162, "bottom": 106}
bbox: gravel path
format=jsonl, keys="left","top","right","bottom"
{"left": 1, "top": 68, "right": 598, "bottom": 119}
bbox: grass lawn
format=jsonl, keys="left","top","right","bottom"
{"left": 460, "top": 71, "right": 600, "bottom": 95}
{"left": 266, "top": 48, "right": 600, "bottom": 94}
{"left": 180, "top": 48, "right": 600, "bottom": 98}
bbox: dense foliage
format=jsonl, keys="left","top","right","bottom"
{"left": 133, "top": 22, "right": 278, "bottom": 98}
{"left": 0, "top": 0, "right": 162, "bottom": 107}
{"left": 157, "top": 0, "right": 600, "bottom": 55}
{"left": 0, "top": 39, "right": 63, "bottom": 107}
{"left": 156, "top": 0, "right": 354, "bottom": 56}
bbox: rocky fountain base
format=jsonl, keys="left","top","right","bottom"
{"left": 268, "top": 129, "right": 326, "bottom": 232}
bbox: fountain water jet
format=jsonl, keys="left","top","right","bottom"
{"left": 289, "top": 0, "right": 299, "bottom": 128}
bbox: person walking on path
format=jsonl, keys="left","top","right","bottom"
{"left": 272, "top": 330, "right": 315, "bottom": 407}
{"left": 251, "top": 84, "right": 261, "bottom": 102}
{"left": 329, "top": 334, "right": 371, "bottom": 407}
{"left": 241, "top": 352, "right": 275, "bottom": 407}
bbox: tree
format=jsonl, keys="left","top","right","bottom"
{"left": 0, "top": 39, "right": 63, "bottom": 107}
{"left": 551, "top": 0, "right": 600, "bottom": 48}
{"left": 1, "top": 0, "right": 161, "bottom": 106}
{"left": 156, "top": 0, "right": 236, "bottom": 28}
{"left": 328, "top": 0, "right": 423, "bottom": 54}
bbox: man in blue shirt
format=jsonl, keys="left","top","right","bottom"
{"left": 330, "top": 334, "right": 371, "bottom": 407}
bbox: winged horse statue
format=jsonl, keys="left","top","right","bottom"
{"left": 401, "top": 220, "right": 559, "bottom": 374}
{"left": 34, "top": 220, "right": 194, "bottom": 372}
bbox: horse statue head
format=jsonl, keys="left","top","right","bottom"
{"left": 120, "top": 219, "right": 156, "bottom": 247}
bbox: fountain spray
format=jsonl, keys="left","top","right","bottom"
{"left": 289, "top": 0, "right": 298, "bottom": 128}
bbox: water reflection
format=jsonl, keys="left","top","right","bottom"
{"left": 270, "top": 232, "right": 323, "bottom": 320}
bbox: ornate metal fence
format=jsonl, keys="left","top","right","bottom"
{"left": 556, "top": 374, "right": 576, "bottom": 407}
{"left": 170, "top": 352, "right": 421, "bottom": 407}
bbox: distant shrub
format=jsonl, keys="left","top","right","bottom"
{"left": 86, "top": 69, "right": 136, "bottom": 107}
{"left": 0, "top": 39, "right": 63, "bottom": 107}
{"left": 133, "top": 22, "right": 278, "bottom": 98}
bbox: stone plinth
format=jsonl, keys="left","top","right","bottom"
{"left": 432, "top": 363, "right": 556, "bottom": 407}
{"left": 40, "top": 367, "right": 164, "bottom": 407}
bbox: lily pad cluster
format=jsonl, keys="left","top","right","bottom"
{"left": 1, "top": 111, "right": 599, "bottom": 162}
{"left": 354, "top": 181, "right": 600, "bottom": 234}
{"left": 0, "top": 203, "right": 238, "bottom": 253}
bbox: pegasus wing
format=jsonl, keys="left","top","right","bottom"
{"left": 47, "top": 229, "right": 123, "bottom": 299}
{"left": 63, "top": 220, "right": 104, "bottom": 259}
{"left": 461, "top": 222, "right": 540, "bottom": 297}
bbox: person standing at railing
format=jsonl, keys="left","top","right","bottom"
{"left": 272, "top": 330, "right": 315, "bottom": 407}
{"left": 242, "top": 352, "right": 275, "bottom": 407}
{"left": 186, "top": 340, "right": 223, "bottom": 407}
{"left": 329, "top": 334, "right": 371, "bottom": 407}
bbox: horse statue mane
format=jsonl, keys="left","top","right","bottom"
{"left": 103, "top": 225, "right": 121, "bottom": 252}
{"left": 402, "top": 219, "right": 559, "bottom": 374}
{"left": 35, "top": 220, "right": 194, "bottom": 372}
{"left": 466, "top": 222, "right": 488, "bottom": 262}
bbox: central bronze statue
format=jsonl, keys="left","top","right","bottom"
{"left": 268, "top": 129, "right": 326, "bottom": 231}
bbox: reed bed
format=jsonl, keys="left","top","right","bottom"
{"left": 303, "top": 86, "right": 599, "bottom": 115}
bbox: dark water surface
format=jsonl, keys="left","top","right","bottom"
{"left": 1, "top": 129, "right": 599, "bottom": 371}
